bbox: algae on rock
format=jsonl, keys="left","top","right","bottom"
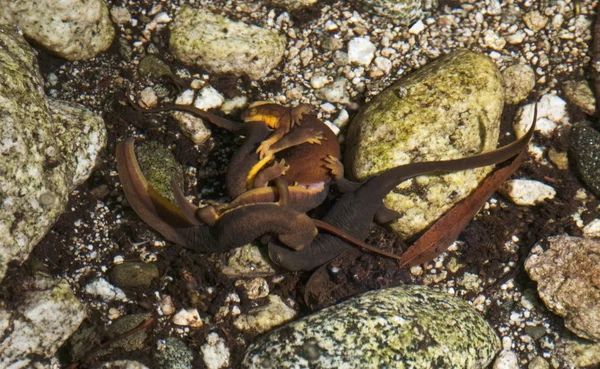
{"left": 345, "top": 50, "right": 504, "bottom": 238}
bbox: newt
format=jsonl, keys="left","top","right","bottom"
{"left": 131, "top": 101, "right": 341, "bottom": 213}
{"left": 267, "top": 110, "right": 537, "bottom": 271}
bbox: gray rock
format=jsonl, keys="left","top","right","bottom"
{"left": 109, "top": 262, "right": 160, "bottom": 289}
{"left": 0, "top": 0, "right": 115, "bottom": 60}
{"left": 358, "top": 0, "right": 438, "bottom": 25}
{"left": 170, "top": 6, "right": 286, "bottom": 80}
{"left": 135, "top": 141, "right": 183, "bottom": 204}
{"left": 563, "top": 80, "right": 596, "bottom": 115}
{"left": 557, "top": 336, "right": 600, "bottom": 368}
{"left": 105, "top": 313, "right": 153, "bottom": 352}
{"left": 242, "top": 285, "right": 500, "bottom": 369}
{"left": 315, "top": 77, "right": 350, "bottom": 104}
{"left": 0, "top": 26, "right": 106, "bottom": 281}
{"left": 345, "top": 50, "right": 504, "bottom": 238}
{"left": 152, "top": 338, "right": 194, "bottom": 369}
{"left": 0, "top": 274, "right": 86, "bottom": 368}
{"left": 502, "top": 64, "right": 536, "bottom": 104}
{"left": 569, "top": 123, "right": 600, "bottom": 198}
{"left": 525, "top": 235, "right": 600, "bottom": 342}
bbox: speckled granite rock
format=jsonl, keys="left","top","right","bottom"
{"left": 170, "top": 6, "right": 286, "bottom": 80}
{"left": 0, "top": 0, "right": 114, "bottom": 60}
{"left": 0, "top": 274, "right": 86, "bottom": 368}
{"left": 234, "top": 295, "right": 297, "bottom": 334}
{"left": 242, "top": 285, "right": 500, "bottom": 369}
{"left": 358, "top": 0, "right": 438, "bottom": 25}
{"left": 152, "top": 338, "right": 194, "bottom": 369}
{"left": 569, "top": 123, "right": 600, "bottom": 198}
{"left": 345, "top": 50, "right": 503, "bottom": 238}
{"left": 525, "top": 235, "right": 600, "bottom": 342}
{"left": 502, "top": 63, "right": 536, "bottom": 104}
{"left": 0, "top": 26, "right": 106, "bottom": 282}
{"left": 557, "top": 336, "right": 600, "bottom": 367}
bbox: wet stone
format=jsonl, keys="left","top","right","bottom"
{"left": 242, "top": 285, "right": 499, "bottom": 369}
{"left": 135, "top": 141, "right": 184, "bottom": 204}
{"left": 569, "top": 123, "right": 600, "bottom": 198}
{"left": 109, "top": 262, "right": 159, "bottom": 289}
{"left": 358, "top": 0, "right": 437, "bottom": 25}
{"left": 152, "top": 337, "right": 194, "bottom": 369}
{"left": 105, "top": 313, "right": 153, "bottom": 353}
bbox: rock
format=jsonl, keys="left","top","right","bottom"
{"left": 524, "top": 325, "right": 547, "bottom": 341}
{"left": 557, "top": 336, "right": 600, "bottom": 367}
{"left": 483, "top": 30, "right": 506, "bottom": 51}
{"left": 498, "top": 179, "right": 556, "bottom": 206}
{"left": 315, "top": 77, "right": 350, "bottom": 104}
{"left": 502, "top": 64, "right": 536, "bottom": 104}
{"left": 242, "top": 285, "right": 499, "bottom": 369}
{"left": 235, "top": 278, "right": 270, "bottom": 300}
{"left": 135, "top": 141, "right": 183, "bottom": 204}
{"left": 562, "top": 80, "right": 596, "bottom": 115}
{"left": 492, "top": 350, "right": 518, "bottom": 369}
{"left": 216, "top": 244, "right": 277, "bottom": 277}
{"left": 583, "top": 219, "right": 600, "bottom": 238}
{"left": 201, "top": 332, "right": 230, "bottom": 369}
{"left": 348, "top": 37, "right": 376, "bottom": 66}
{"left": 153, "top": 338, "right": 194, "bottom": 369}
{"left": 514, "top": 94, "right": 569, "bottom": 138}
{"left": 569, "top": 123, "right": 600, "bottom": 198}
{"left": 234, "top": 295, "right": 297, "bottom": 333}
{"left": 0, "top": 274, "right": 85, "bottom": 368}
{"left": 170, "top": 6, "right": 286, "bottom": 80}
{"left": 345, "top": 50, "right": 504, "bottom": 238}
{"left": 98, "top": 361, "right": 150, "bottom": 369}
{"left": 0, "top": 26, "right": 106, "bottom": 282}
{"left": 547, "top": 148, "right": 569, "bottom": 170}
{"left": 172, "top": 111, "right": 212, "bottom": 145}
{"left": 266, "top": 0, "right": 317, "bottom": 10}
{"left": 358, "top": 0, "right": 438, "bottom": 25}
{"left": 194, "top": 86, "right": 225, "bottom": 110}
{"left": 523, "top": 10, "right": 548, "bottom": 33}
{"left": 110, "top": 6, "right": 132, "bottom": 25}
{"left": 138, "top": 55, "right": 182, "bottom": 86}
{"left": 84, "top": 278, "right": 127, "bottom": 301}
{"left": 109, "top": 262, "right": 160, "bottom": 289}
{"left": 139, "top": 87, "right": 158, "bottom": 109}
{"left": 105, "top": 314, "right": 153, "bottom": 352}
{"left": 528, "top": 356, "right": 549, "bottom": 369}
{"left": 0, "top": 0, "right": 114, "bottom": 60}
{"left": 172, "top": 308, "right": 203, "bottom": 328}
{"left": 525, "top": 235, "right": 600, "bottom": 341}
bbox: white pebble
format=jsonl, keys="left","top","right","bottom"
{"left": 194, "top": 86, "right": 225, "bottom": 110}
{"left": 172, "top": 308, "right": 203, "bottom": 328}
{"left": 138, "top": 87, "right": 158, "bottom": 108}
{"left": 84, "top": 278, "right": 127, "bottom": 301}
{"left": 201, "top": 333, "right": 230, "bottom": 369}
{"left": 514, "top": 94, "right": 569, "bottom": 138}
{"left": 483, "top": 30, "right": 506, "bottom": 51}
{"left": 320, "top": 102, "right": 336, "bottom": 114}
{"left": 176, "top": 89, "right": 195, "bottom": 105}
{"left": 499, "top": 179, "right": 556, "bottom": 206}
{"left": 333, "top": 109, "right": 349, "bottom": 128}
{"left": 493, "top": 350, "right": 519, "bottom": 369}
{"left": 583, "top": 219, "right": 600, "bottom": 238}
{"left": 408, "top": 20, "right": 426, "bottom": 35}
{"left": 348, "top": 37, "right": 376, "bottom": 66}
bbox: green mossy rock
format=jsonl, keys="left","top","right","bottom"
{"left": 345, "top": 50, "right": 504, "bottom": 238}
{"left": 242, "top": 285, "right": 500, "bottom": 369}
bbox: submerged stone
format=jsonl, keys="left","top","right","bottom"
{"left": 242, "top": 285, "right": 500, "bottom": 369}
{"left": 569, "top": 123, "right": 600, "bottom": 198}
{"left": 346, "top": 50, "right": 504, "bottom": 238}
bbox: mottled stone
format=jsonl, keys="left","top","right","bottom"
{"left": 0, "top": 0, "right": 114, "bottom": 60}
{"left": 525, "top": 236, "right": 600, "bottom": 341}
{"left": 109, "top": 262, "right": 160, "bottom": 289}
{"left": 0, "top": 274, "right": 85, "bottom": 368}
{"left": 569, "top": 123, "right": 600, "bottom": 198}
{"left": 358, "top": 0, "right": 438, "bottom": 25}
{"left": 498, "top": 179, "right": 556, "bottom": 206}
{"left": 201, "top": 333, "right": 230, "bottom": 369}
{"left": 502, "top": 64, "right": 536, "bottom": 104}
{"left": 0, "top": 26, "right": 106, "bottom": 281}
{"left": 105, "top": 314, "right": 153, "bottom": 352}
{"left": 234, "top": 295, "right": 297, "bottom": 333}
{"left": 563, "top": 80, "right": 596, "bottom": 115}
{"left": 346, "top": 50, "right": 504, "bottom": 238}
{"left": 152, "top": 338, "right": 194, "bottom": 369}
{"left": 216, "top": 245, "right": 277, "bottom": 277}
{"left": 242, "top": 285, "right": 499, "bottom": 369}
{"left": 135, "top": 141, "right": 183, "bottom": 204}
{"left": 557, "top": 336, "right": 600, "bottom": 367}
{"left": 266, "top": 0, "right": 317, "bottom": 10}
{"left": 170, "top": 6, "right": 286, "bottom": 80}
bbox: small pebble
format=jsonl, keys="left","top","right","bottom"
{"left": 139, "top": 87, "right": 158, "bottom": 109}
{"left": 201, "top": 333, "right": 230, "bottom": 369}
{"left": 172, "top": 308, "right": 203, "bottom": 328}
{"left": 348, "top": 37, "right": 376, "bottom": 66}
{"left": 194, "top": 86, "right": 225, "bottom": 110}
{"left": 523, "top": 11, "right": 548, "bottom": 33}
{"left": 583, "top": 219, "right": 600, "bottom": 238}
{"left": 499, "top": 179, "right": 556, "bottom": 206}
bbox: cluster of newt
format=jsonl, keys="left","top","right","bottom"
{"left": 117, "top": 99, "right": 535, "bottom": 272}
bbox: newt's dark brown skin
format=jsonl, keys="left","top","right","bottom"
{"left": 268, "top": 112, "right": 537, "bottom": 271}
{"left": 131, "top": 101, "right": 341, "bottom": 213}
{"left": 116, "top": 138, "right": 318, "bottom": 251}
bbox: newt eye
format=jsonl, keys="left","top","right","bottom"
{"left": 271, "top": 252, "right": 281, "bottom": 264}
